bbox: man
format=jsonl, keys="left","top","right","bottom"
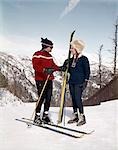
{"left": 63, "top": 39, "right": 90, "bottom": 126}
{"left": 32, "top": 38, "right": 60, "bottom": 124}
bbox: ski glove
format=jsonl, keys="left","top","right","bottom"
{"left": 59, "top": 66, "right": 67, "bottom": 72}
{"left": 59, "top": 59, "right": 70, "bottom": 72}
{"left": 43, "top": 68, "right": 54, "bottom": 74}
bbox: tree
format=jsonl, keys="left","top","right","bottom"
{"left": 113, "top": 17, "right": 118, "bottom": 76}
{"left": 98, "top": 44, "right": 103, "bottom": 88}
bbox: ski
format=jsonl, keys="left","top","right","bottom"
{"left": 58, "top": 30, "right": 75, "bottom": 124}
{"left": 15, "top": 118, "right": 83, "bottom": 138}
{"left": 21, "top": 117, "right": 94, "bottom": 135}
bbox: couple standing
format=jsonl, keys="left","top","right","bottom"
{"left": 32, "top": 37, "right": 90, "bottom": 126}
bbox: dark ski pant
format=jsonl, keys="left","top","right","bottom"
{"left": 35, "top": 80, "right": 52, "bottom": 113}
{"left": 69, "top": 83, "right": 84, "bottom": 114}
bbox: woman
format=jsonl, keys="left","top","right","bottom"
{"left": 63, "top": 39, "right": 90, "bottom": 126}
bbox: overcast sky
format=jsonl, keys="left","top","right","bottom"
{"left": 0, "top": 0, "right": 117, "bottom": 65}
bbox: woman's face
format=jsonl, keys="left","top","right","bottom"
{"left": 70, "top": 47, "right": 77, "bottom": 55}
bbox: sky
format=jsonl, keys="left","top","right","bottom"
{"left": 0, "top": 0, "right": 118, "bottom": 65}
{"left": 0, "top": 89, "right": 118, "bottom": 150}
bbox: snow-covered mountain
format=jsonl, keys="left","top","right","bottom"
{"left": 0, "top": 88, "right": 22, "bottom": 107}
{"left": 0, "top": 51, "right": 62, "bottom": 105}
{"left": 0, "top": 51, "right": 113, "bottom": 105}
{"left": 0, "top": 51, "right": 37, "bottom": 102}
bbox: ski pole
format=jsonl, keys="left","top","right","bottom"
{"left": 30, "top": 74, "right": 50, "bottom": 120}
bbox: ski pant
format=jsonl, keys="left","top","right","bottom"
{"left": 35, "top": 80, "right": 52, "bottom": 113}
{"left": 69, "top": 83, "right": 84, "bottom": 114}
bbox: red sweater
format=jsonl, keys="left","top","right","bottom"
{"left": 32, "top": 50, "right": 59, "bottom": 81}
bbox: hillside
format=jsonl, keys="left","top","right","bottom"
{"left": 0, "top": 51, "right": 114, "bottom": 106}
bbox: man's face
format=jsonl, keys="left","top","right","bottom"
{"left": 45, "top": 46, "right": 53, "bottom": 52}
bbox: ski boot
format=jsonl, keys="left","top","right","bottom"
{"left": 42, "top": 111, "right": 52, "bottom": 124}
{"left": 67, "top": 112, "right": 79, "bottom": 124}
{"left": 34, "top": 113, "right": 42, "bottom": 125}
{"left": 77, "top": 114, "right": 86, "bottom": 126}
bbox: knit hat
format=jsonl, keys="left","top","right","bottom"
{"left": 41, "top": 38, "right": 53, "bottom": 47}
{"left": 71, "top": 39, "right": 85, "bottom": 53}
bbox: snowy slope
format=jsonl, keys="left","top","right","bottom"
{"left": 0, "top": 99, "right": 118, "bottom": 150}
{"left": 0, "top": 88, "right": 22, "bottom": 107}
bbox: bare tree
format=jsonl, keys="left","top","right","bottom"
{"left": 113, "top": 17, "right": 118, "bottom": 76}
{"left": 98, "top": 44, "right": 103, "bottom": 88}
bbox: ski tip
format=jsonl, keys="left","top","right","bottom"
{"left": 80, "top": 134, "right": 84, "bottom": 138}
{"left": 74, "top": 134, "right": 84, "bottom": 139}
{"left": 84, "top": 130, "right": 95, "bottom": 135}
{"left": 71, "top": 30, "right": 75, "bottom": 37}
{"left": 90, "top": 130, "right": 95, "bottom": 134}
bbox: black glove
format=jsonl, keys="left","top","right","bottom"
{"left": 59, "top": 59, "right": 70, "bottom": 72}
{"left": 64, "top": 59, "right": 69, "bottom": 66}
{"left": 43, "top": 68, "right": 54, "bottom": 74}
{"left": 59, "top": 66, "right": 67, "bottom": 72}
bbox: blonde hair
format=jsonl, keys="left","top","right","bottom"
{"left": 71, "top": 39, "right": 85, "bottom": 53}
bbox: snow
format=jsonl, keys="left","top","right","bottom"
{"left": 0, "top": 99, "right": 118, "bottom": 150}
{"left": 0, "top": 89, "right": 22, "bottom": 107}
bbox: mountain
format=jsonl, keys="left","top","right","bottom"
{"left": 0, "top": 51, "right": 114, "bottom": 106}
{"left": 0, "top": 51, "right": 62, "bottom": 105}
{"left": 0, "top": 88, "right": 22, "bottom": 107}
{"left": 0, "top": 51, "right": 36, "bottom": 102}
